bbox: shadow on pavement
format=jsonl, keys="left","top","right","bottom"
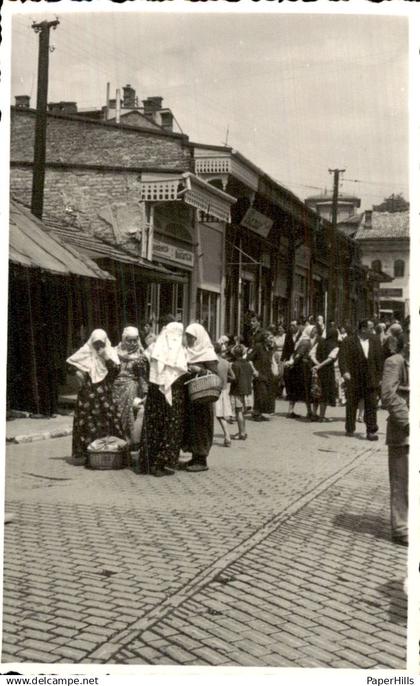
{"left": 377, "top": 578, "right": 408, "bottom": 626}
{"left": 313, "top": 430, "right": 366, "bottom": 440}
{"left": 333, "top": 512, "right": 391, "bottom": 542}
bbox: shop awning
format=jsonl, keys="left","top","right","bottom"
{"left": 48, "top": 224, "right": 186, "bottom": 283}
{"left": 9, "top": 200, "right": 114, "bottom": 280}
{"left": 138, "top": 171, "right": 236, "bottom": 223}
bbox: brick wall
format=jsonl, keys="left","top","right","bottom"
{"left": 11, "top": 108, "right": 191, "bottom": 169}
{"left": 10, "top": 165, "right": 156, "bottom": 249}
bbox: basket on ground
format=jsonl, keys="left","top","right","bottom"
{"left": 87, "top": 436, "right": 128, "bottom": 470}
{"left": 185, "top": 372, "right": 222, "bottom": 404}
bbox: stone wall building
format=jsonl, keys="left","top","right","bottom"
{"left": 354, "top": 210, "right": 409, "bottom": 322}
{"left": 10, "top": 101, "right": 375, "bottom": 347}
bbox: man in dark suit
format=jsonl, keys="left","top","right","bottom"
{"left": 339, "top": 319, "right": 383, "bottom": 440}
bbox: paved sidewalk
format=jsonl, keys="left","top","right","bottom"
{"left": 6, "top": 415, "right": 73, "bottom": 444}
{"left": 2, "top": 402, "right": 407, "bottom": 667}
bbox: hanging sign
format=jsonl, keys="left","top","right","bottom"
{"left": 153, "top": 239, "right": 193, "bottom": 268}
{"left": 241, "top": 208, "right": 273, "bottom": 238}
{"left": 379, "top": 288, "right": 403, "bottom": 298}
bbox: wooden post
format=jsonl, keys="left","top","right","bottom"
{"left": 31, "top": 19, "right": 59, "bottom": 219}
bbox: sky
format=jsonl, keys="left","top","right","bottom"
{"left": 10, "top": 11, "right": 409, "bottom": 210}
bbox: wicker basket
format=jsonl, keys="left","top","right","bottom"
{"left": 185, "top": 372, "right": 222, "bottom": 404}
{"left": 87, "top": 437, "right": 128, "bottom": 470}
{"left": 87, "top": 449, "right": 126, "bottom": 470}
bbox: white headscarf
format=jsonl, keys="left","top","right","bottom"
{"left": 115, "top": 326, "right": 143, "bottom": 361}
{"left": 185, "top": 323, "right": 217, "bottom": 363}
{"left": 149, "top": 322, "right": 188, "bottom": 405}
{"left": 67, "top": 329, "right": 120, "bottom": 384}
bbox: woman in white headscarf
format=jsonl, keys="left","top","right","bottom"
{"left": 113, "top": 326, "right": 149, "bottom": 448}
{"left": 67, "top": 329, "right": 123, "bottom": 464}
{"left": 139, "top": 322, "right": 189, "bottom": 477}
{"left": 182, "top": 323, "right": 220, "bottom": 473}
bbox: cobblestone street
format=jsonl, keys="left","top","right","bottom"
{"left": 2, "top": 401, "right": 407, "bottom": 667}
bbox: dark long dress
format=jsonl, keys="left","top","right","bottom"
{"left": 248, "top": 344, "right": 276, "bottom": 414}
{"left": 317, "top": 340, "right": 338, "bottom": 406}
{"left": 139, "top": 375, "right": 187, "bottom": 472}
{"left": 183, "top": 361, "right": 218, "bottom": 462}
{"left": 71, "top": 361, "right": 124, "bottom": 461}
{"left": 284, "top": 343, "right": 313, "bottom": 404}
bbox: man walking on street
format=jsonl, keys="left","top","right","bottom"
{"left": 339, "top": 319, "right": 383, "bottom": 440}
{"left": 381, "top": 326, "right": 409, "bottom": 546}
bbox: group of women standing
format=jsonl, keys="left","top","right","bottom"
{"left": 282, "top": 321, "right": 341, "bottom": 421}
{"left": 67, "top": 321, "right": 220, "bottom": 476}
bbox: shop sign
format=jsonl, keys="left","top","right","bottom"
{"left": 241, "top": 208, "right": 273, "bottom": 238}
{"left": 379, "top": 288, "right": 403, "bottom": 298}
{"left": 153, "top": 240, "right": 193, "bottom": 268}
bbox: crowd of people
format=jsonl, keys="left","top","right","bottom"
{"left": 66, "top": 310, "right": 409, "bottom": 544}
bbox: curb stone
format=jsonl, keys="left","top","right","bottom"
{"left": 9, "top": 428, "right": 73, "bottom": 445}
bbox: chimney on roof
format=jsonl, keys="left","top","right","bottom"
{"left": 15, "top": 95, "right": 30, "bottom": 109}
{"left": 160, "top": 110, "right": 174, "bottom": 132}
{"left": 365, "top": 210, "right": 373, "bottom": 228}
{"left": 143, "top": 96, "right": 163, "bottom": 114}
{"left": 142, "top": 97, "right": 174, "bottom": 131}
{"left": 123, "top": 84, "right": 137, "bottom": 109}
{"left": 48, "top": 101, "right": 78, "bottom": 114}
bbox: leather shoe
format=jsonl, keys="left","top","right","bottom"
{"left": 366, "top": 433, "right": 379, "bottom": 441}
{"left": 150, "top": 467, "right": 173, "bottom": 477}
{"left": 186, "top": 463, "right": 208, "bottom": 472}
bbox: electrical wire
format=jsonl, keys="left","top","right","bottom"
{"left": 10, "top": 19, "right": 408, "bottom": 205}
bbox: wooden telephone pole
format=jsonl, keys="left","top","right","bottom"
{"left": 31, "top": 18, "right": 59, "bottom": 220}
{"left": 327, "top": 167, "right": 345, "bottom": 323}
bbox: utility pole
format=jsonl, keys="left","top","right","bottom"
{"left": 31, "top": 18, "right": 59, "bottom": 220}
{"left": 327, "top": 167, "right": 345, "bottom": 323}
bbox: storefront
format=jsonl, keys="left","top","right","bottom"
{"left": 224, "top": 206, "right": 275, "bottom": 335}
{"left": 195, "top": 219, "right": 225, "bottom": 340}
{"left": 149, "top": 235, "right": 193, "bottom": 327}
{"left": 293, "top": 245, "right": 311, "bottom": 320}
{"left": 273, "top": 237, "right": 289, "bottom": 326}
{"left": 139, "top": 171, "right": 235, "bottom": 337}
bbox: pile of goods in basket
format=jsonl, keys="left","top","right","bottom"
{"left": 87, "top": 436, "right": 128, "bottom": 470}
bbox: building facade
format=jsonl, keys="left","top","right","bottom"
{"left": 354, "top": 210, "right": 409, "bottom": 322}
{"left": 10, "top": 101, "right": 376, "bottom": 351}
{"left": 305, "top": 190, "right": 361, "bottom": 224}
{"left": 10, "top": 105, "right": 235, "bottom": 343}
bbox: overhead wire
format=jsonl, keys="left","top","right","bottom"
{"left": 11, "top": 18, "right": 408, "bottom": 204}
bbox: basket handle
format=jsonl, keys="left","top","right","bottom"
{"left": 184, "top": 370, "right": 214, "bottom": 385}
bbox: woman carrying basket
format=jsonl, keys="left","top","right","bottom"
{"left": 182, "top": 323, "right": 221, "bottom": 473}
{"left": 139, "top": 322, "right": 188, "bottom": 477}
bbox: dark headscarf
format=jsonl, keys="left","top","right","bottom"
{"left": 318, "top": 328, "right": 339, "bottom": 361}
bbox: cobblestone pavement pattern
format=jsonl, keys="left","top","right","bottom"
{"left": 2, "top": 401, "right": 407, "bottom": 667}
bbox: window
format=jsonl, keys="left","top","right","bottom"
{"left": 371, "top": 259, "right": 382, "bottom": 273}
{"left": 394, "top": 259, "right": 405, "bottom": 278}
